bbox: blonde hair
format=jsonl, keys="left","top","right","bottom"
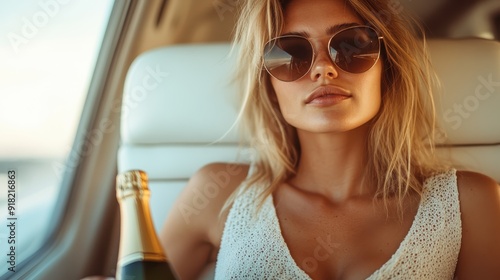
{"left": 229, "top": 0, "right": 448, "bottom": 214}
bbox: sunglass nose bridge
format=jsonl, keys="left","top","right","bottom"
{"left": 309, "top": 48, "right": 339, "bottom": 80}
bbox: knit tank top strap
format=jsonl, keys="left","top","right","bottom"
{"left": 214, "top": 165, "right": 310, "bottom": 279}
{"left": 368, "top": 168, "right": 462, "bottom": 279}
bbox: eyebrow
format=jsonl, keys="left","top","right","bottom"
{"left": 281, "top": 22, "right": 361, "bottom": 37}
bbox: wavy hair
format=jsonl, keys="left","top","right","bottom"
{"left": 228, "top": 0, "right": 448, "bottom": 214}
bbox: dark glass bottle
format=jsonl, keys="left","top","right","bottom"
{"left": 116, "top": 170, "right": 177, "bottom": 280}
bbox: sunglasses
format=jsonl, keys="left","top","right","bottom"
{"left": 263, "top": 25, "right": 383, "bottom": 82}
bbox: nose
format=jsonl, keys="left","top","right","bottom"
{"left": 309, "top": 50, "right": 338, "bottom": 81}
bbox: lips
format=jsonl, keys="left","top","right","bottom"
{"left": 305, "top": 85, "right": 352, "bottom": 105}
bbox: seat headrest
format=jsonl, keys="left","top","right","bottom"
{"left": 429, "top": 39, "right": 500, "bottom": 145}
{"left": 121, "top": 43, "right": 240, "bottom": 145}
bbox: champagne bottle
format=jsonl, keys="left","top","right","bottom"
{"left": 116, "top": 170, "right": 177, "bottom": 280}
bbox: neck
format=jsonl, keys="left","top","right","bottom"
{"left": 290, "top": 125, "right": 374, "bottom": 203}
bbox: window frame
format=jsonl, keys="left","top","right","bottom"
{"left": 0, "top": 0, "right": 133, "bottom": 278}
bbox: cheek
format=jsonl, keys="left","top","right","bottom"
{"left": 361, "top": 63, "right": 383, "bottom": 113}
{"left": 270, "top": 78, "right": 281, "bottom": 102}
{"left": 271, "top": 79, "right": 291, "bottom": 111}
{"left": 271, "top": 79, "right": 303, "bottom": 122}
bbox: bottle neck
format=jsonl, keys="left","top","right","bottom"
{"left": 117, "top": 193, "right": 166, "bottom": 267}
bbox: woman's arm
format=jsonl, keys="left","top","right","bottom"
{"left": 159, "top": 163, "right": 249, "bottom": 280}
{"left": 455, "top": 170, "right": 500, "bottom": 279}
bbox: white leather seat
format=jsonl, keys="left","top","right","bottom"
{"left": 429, "top": 39, "right": 500, "bottom": 181}
{"left": 118, "top": 39, "right": 500, "bottom": 235}
{"left": 118, "top": 44, "right": 250, "bottom": 232}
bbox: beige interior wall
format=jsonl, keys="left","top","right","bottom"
{"left": 132, "top": 0, "right": 238, "bottom": 58}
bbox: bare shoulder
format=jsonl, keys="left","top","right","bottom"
{"left": 456, "top": 170, "right": 500, "bottom": 215}
{"left": 160, "top": 162, "right": 250, "bottom": 279}
{"left": 183, "top": 162, "right": 251, "bottom": 221}
{"left": 456, "top": 170, "right": 498, "bottom": 191}
{"left": 162, "top": 161, "right": 251, "bottom": 238}
{"left": 455, "top": 170, "right": 500, "bottom": 278}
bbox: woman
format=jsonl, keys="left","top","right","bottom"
{"left": 161, "top": 0, "right": 500, "bottom": 279}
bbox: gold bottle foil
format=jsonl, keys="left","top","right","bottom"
{"left": 116, "top": 170, "right": 167, "bottom": 267}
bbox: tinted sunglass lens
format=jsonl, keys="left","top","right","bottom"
{"left": 329, "top": 27, "right": 380, "bottom": 73}
{"left": 263, "top": 36, "right": 313, "bottom": 81}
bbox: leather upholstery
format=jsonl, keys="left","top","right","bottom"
{"left": 118, "top": 44, "right": 249, "bottom": 231}
{"left": 429, "top": 39, "right": 500, "bottom": 181}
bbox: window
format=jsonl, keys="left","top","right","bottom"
{"left": 0, "top": 0, "right": 115, "bottom": 271}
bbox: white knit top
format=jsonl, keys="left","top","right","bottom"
{"left": 215, "top": 168, "right": 462, "bottom": 279}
